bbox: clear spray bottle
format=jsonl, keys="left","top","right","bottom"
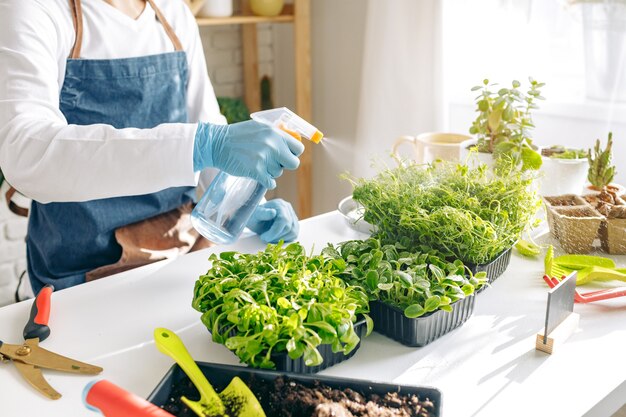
{"left": 191, "top": 107, "right": 323, "bottom": 244}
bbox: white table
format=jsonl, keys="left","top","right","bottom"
{"left": 1, "top": 211, "right": 625, "bottom": 417}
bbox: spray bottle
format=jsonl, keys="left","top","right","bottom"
{"left": 191, "top": 107, "right": 323, "bottom": 244}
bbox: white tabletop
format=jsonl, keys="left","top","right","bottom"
{"left": 0, "top": 211, "right": 625, "bottom": 417}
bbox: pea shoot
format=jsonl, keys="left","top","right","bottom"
{"left": 348, "top": 161, "right": 540, "bottom": 265}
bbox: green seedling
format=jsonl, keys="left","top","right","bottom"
{"left": 347, "top": 160, "right": 540, "bottom": 265}
{"left": 192, "top": 242, "right": 372, "bottom": 369}
{"left": 323, "top": 238, "right": 487, "bottom": 318}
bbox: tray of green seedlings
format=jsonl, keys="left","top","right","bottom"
{"left": 347, "top": 161, "right": 540, "bottom": 285}
{"left": 191, "top": 242, "right": 373, "bottom": 373}
{"left": 323, "top": 238, "right": 487, "bottom": 347}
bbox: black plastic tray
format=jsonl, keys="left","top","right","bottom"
{"left": 370, "top": 295, "right": 476, "bottom": 347}
{"left": 466, "top": 247, "right": 512, "bottom": 286}
{"left": 224, "top": 317, "right": 368, "bottom": 374}
{"left": 147, "top": 361, "right": 442, "bottom": 417}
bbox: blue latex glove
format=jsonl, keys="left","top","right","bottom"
{"left": 193, "top": 120, "right": 305, "bottom": 189}
{"left": 246, "top": 199, "right": 299, "bottom": 243}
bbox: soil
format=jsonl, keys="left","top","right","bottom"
{"left": 544, "top": 195, "right": 586, "bottom": 207}
{"left": 161, "top": 376, "right": 437, "bottom": 417}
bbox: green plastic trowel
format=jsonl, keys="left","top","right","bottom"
{"left": 154, "top": 328, "right": 266, "bottom": 417}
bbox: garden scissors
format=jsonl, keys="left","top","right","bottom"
{"left": 0, "top": 285, "right": 103, "bottom": 399}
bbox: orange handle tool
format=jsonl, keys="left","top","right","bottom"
{"left": 84, "top": 380, "right": 175, "bottom": 417}
{"left": 23, "top": 284, "right": 53, "bottom": 341}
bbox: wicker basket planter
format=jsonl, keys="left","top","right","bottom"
{"left": 543, "top": 195, "right": 589, "bottom": 239}
{"left": 551, "top": 205, "right": 603, "bottom": 253}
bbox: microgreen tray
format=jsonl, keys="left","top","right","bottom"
{"left": 370, "top": 295, "right": 476, "bottom": 347}
{"left": 466, "top": 247, "right": 512, "bottom": 286}
{"left": 226, "top": 316, "right": 368, "bottom": 374}
{"left": 147, "top": 361, "right": 442, "bottom": 417}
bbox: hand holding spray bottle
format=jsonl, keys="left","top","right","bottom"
{"left": 191, "top": 108, "right": 323, "bottom": 244}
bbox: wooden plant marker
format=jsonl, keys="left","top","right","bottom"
{"left": 536, "top": 272, "right": 579, "bottom": 355}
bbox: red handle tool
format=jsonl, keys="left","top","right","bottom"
{"left": 23, "top": 284, "right": 53, "bottom": 341}
{"left": 543, "top": 275, "right": 626, "bottom": 303}
{"left": 84, "top": 380, "right": 175, "bottom": 417}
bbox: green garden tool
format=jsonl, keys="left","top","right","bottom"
{"left": 154, "top": 328, "right": 265, "bottom": 417}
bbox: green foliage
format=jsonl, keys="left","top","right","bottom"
{"left": 260, "top": 75, "right": 274, "bottom": 110}
{"left": 543, "top": 146, "right": 588, "bottom": 160}
{"left": 587, "top": 132, "right": 616, "bottom": 189}
{"left": 347, "top": 161, "right": 540, "bottom": 265}
{"left": 322, "top": 238, "right": 487, "bottom": 318}
{"left": 217, "top": 97, "right": 250, "bottom": 124}
{"left": 469, "top": 77, "right": 545, "bottom": 171}
{"left": 192, "top": 242, "right": 371, "bottom": 369}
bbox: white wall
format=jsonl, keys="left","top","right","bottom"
{"left": 272, "top": 0, "right": 369, "bottom": 215}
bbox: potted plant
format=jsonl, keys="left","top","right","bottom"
{"left": 464, "top": 77, "right": 545, "bottom": 171}
{"left": 325, "top": 238, "right": 487, "bottom": 347}
{"left": 549, "top": 204, "right": 604, "bottom": 253}
{"left": 192, "top": 242, "right": 372, "bottom": 372}
{"left": 539, "top": 146, "right": 589, "bottom": 196}
{"left": 585, "top": 132, "right": 624, "bottom": 197}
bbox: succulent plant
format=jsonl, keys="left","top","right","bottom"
{"left": 587, "top": 132, "right": 616, "bottom": 189}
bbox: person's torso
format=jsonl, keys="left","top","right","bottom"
{"left": 27, "top": 0, "right": 194, "bottom": 292}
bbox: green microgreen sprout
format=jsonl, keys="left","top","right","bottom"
{"left": 192, "top": 242, "right": 372, "bottom": 369}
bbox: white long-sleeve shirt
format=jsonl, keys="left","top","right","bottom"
{"left": 0, "top": 0, "right": 226, "bottom": 203}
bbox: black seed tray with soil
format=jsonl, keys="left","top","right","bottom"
{"left": 148, "top": 362, "right": 442, "bottom": 417}
{"left": 370, "top": 295, "right": 475, "bottom": 347}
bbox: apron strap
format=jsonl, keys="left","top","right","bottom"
{"left": 5, "top": 186, "right": 29, "bottom": 217}
{"left": 146, "top": 0, "right": 184, "bottom": 52}
{"left": 68, "top": 0, "right": 84, "bottom": 59}
{"left": 68, "top": 0, "right": 183, "bottom": 59}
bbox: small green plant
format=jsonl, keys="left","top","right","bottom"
{"left": 469, "top": 77, "right": 545, "bottom": 171}
{"left": 192, "top": 242, "right": 371, "bottom": 369}
{"left": 323, "top": 238, "right": 487, "bottom": 318}
{"left": 217, "top": 97, "right": 250, "bottom": 124}
{"left": 542, "top": 146, "right": 588, "bottom": 160}
{"left": 587, "top": 132, "right": 616, "bottom": 189}
{"left": 347, "top": 160, "right": 540, "bottom": 265}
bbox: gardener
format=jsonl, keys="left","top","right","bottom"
{"left": 0, "top": 0, "right": 303, "bottom": 296}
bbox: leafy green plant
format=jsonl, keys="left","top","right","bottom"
{"left": 217, "top": 97, "right": 250, "bottom": 124}
{"left": 542, "top": 146, "right": 588, "bottom": 160}
{"left": 469, "top": 77, "right": 545, "bottom": 171}
{"left": 347, "top": 160, "right": 540, "bottom": 265}
{"left": 192, "top": 242, "right": 372, "bottom": 369}
{"left": 322, "top": 238, "right": 487, "bottom": 318}
{"left": 587, "top": 132, "right": 616, "bottom": 189}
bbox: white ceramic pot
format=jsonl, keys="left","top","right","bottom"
{"left": 392, "top": 133, "right": 474, "bottom": 164}
{"left": 538, "top": 157, "right": 589, "bottom": 197}
{"left": 198, "top": 0, "right": 233, "bottom": 18}
{"left": 459, "top": 139, "right": 495, "bottom": 169}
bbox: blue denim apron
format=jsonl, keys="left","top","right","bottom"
{"left": 27, "top": 0, "right": 195, "bottom": 293}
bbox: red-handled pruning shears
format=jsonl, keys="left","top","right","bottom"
{"left": 0, "top": 284, "right": 103, "bottom": 399}
{"left": 543, "top": 275, "right": 626, "bottom": 303}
